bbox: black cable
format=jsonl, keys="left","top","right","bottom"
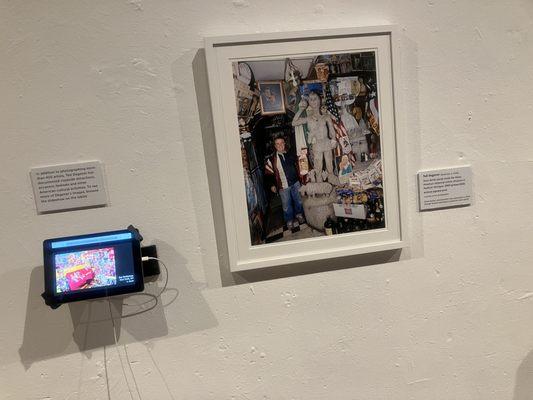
{"left": 123, "top": 257, "right": 169, "bottom": 308}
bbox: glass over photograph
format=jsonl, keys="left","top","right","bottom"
{"left": 55, "top": 248, "right": 117, "bottom": 293}
{"left": 233, "top": 52, "right": 384, "bottom": 246}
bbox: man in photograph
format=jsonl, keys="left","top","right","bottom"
{"left": 265, "top": 136, "right": 305, "bottom": 229}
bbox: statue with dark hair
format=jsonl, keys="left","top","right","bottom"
{"left": 292, "top": 91, "right": 336, "bottom": 182}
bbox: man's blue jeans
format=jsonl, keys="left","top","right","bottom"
{"left": 279, "top": 182, "right": 304, "bottom": 224}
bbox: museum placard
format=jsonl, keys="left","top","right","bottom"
{"left": 418, "top": 166, "right": 472, "bottom": 211}
{"left": 30, "top": 161, "right": 108, "bottom": 213}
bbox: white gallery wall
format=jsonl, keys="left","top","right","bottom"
{"left": 1, "top": 0, "right": 533, "bottom": 399}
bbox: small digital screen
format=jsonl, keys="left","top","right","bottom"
{"left": 55, "top": 248, "right": 117, "bottom": 293}
{"left": 43, "top": 229, "right": 144, "bottom": 307}
{"left": 50, "top": 232, "right": 137, "bottom": 295}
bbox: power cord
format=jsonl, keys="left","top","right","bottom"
{"left": 105, "top": 256, "right": 170, "bottom": 399}
{"left": 108, "top": 298, "right": 137, "bottom": 400}
{"left": 123, "top": 257, "right": 169, "bottom": 307}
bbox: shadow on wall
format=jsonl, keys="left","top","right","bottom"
{"left": 513, "top": 349, "right": 533, "bottom": 400}
{"left": 233, "top": 248, "right": 401, "bottom": 284}
{"left": 186, "top": 46, "right": 421, "bottom": 287}
{"left": 10, "top": 240, "right": 217, "bottom": 369}
{"left": 189, "top": 49, "right": 232, "bottom": 286}
{"left": 171, "top": 48, "right": 233, "bottom": 288}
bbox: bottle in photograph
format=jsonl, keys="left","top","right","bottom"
{"left": 374, "top": 205, "right": 381, "bottom": 221}
{"left": 375, "top": 201, "right": 385, "bottom": 228}
{"left": 367, "top": 213, "right": 376, "bottom": 228}
{"left": 342, "top": 218, "right": 350, "bottom": 233}
{"left": 346, "top": 218, "right": 356, "bottom": 233}
{"left": 332, "top": 217, "right": 339, "bottom": 234}
{"left": 336, "top": 218, "right": 344, "bottom": 234}
{"left": 324, "top": 217, "right": 334, "bottom": 236}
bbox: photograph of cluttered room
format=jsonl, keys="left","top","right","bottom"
{"left": 233, "top": 53, "right": 385, "bottom": 246}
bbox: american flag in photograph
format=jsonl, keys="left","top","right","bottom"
{"left": 265, "top": 158, "right": 274, "bottom": 174}
{"left": 324, "top": 84, "right": 357, "bottom": 163}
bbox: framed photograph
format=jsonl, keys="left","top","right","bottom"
{"left": 258, "top": 81, "right": 286, "bottom": 115}
{"left": 205, "top": 26, "right": 407, "bottom": 272}
{"left": 299, "top": 80, "right": 324, "bottom": 98}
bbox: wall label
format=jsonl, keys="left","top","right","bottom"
{"left": 30, "top": 161, "right": 108, "bottom": 214}
{"left": 417, "top": 166, "right": 472, "bottom": 211}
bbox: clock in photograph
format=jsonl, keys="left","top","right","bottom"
{"left": 237, "top": 62, "right": 254, "bottom": 88}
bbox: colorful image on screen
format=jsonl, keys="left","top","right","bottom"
{"left": 55, "top": 248, "right": 117, "bottom": 293}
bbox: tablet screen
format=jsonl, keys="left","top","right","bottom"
{"left": 54, "top": 245, "right": 136, "bottom": 293}
{"left": 43, "top": 230, "right": 143, "bottom": 306}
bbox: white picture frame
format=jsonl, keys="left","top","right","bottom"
{"left": 205, "top": 26, "right": 408, "bottom": 272}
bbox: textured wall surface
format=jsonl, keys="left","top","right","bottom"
{"left": 1, "top": 1, "right": 533, "bottom": 399}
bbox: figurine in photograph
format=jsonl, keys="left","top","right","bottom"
{"left": 339, "top": 155, "right": 353, "bottom": 175}
{"left": 298, "top": 147, "right": 310, "bottom": 182}
{"left": 338, "top": 155, "right": 353, "bottom": 184}
{"left": 349, "top": 105, "right": 370, "bottom": 160}
{"left": 340, "top": 103, "right": 357, "bottom": 135}
{"left": 292, "top": 92, "right": 336, "bottom": 182}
